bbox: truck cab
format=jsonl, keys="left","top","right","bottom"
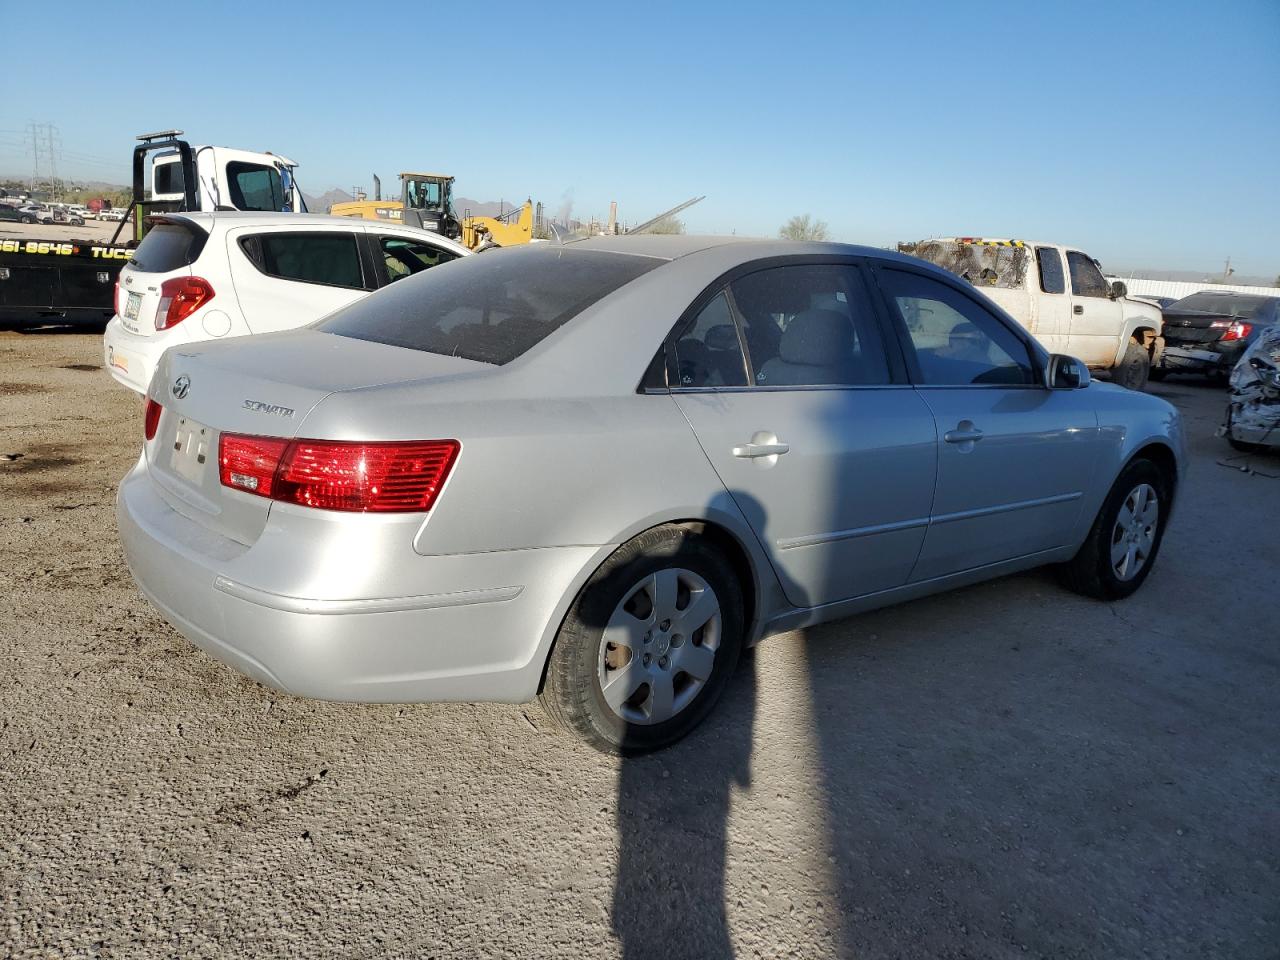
{"left": 900, "top": 238, "right": 1164, "bottom": 391}
{"left": 149, "top": 143, "right": 303, "bottom": 216}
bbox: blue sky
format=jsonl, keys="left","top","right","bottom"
{"left": 2, "top": 0, "right": 1276, "bottom": 276}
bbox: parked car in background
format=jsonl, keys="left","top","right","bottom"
{"left": 116, "top": 236, "right": 1185, "bottom": 753}
{"left": 1155, "top": 291, "right": 1280, "bottom": 381}
{"left": 1224, "top": 324, "right": 1280, "bottom": 452}
{"left": 899, "top": 239, "right": 1164, "bottom": 391}
{"left": 103, "top": 212, "right": 470, "bottom": 394}
{"left": 98, "top": 208, "right": 127, "bottom": 222}
{"left": 0, "top": 203, "right": 37, "bottom": 224}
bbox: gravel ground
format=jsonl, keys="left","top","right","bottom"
{"left": 1, "top": 331, "right": 1277, "bottom": 959}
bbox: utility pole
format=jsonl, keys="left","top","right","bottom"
{"left": 1223, "top": 257, "right": 1234, "bottom": 281}
{"left": 45, "top": 124, "right": 60, "bottom": 200}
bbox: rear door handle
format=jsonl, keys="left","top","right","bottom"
{"left": 1073, "top": 305, "right": 1084, "bottom": 315}
{"left": 733, "top": 441, "right": 790, "bottom": 458}
{"left": 944, "top": 427, "right": 984, "bottom": 444}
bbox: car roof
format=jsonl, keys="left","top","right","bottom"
{"left": 565, "top": 233, "right": 917, "bottom": 266}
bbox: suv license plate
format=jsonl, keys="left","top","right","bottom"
{"left": 124, "top": 291, "right": 141, "bottom": 320}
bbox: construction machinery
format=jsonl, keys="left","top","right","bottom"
{"left": 330, "top": 172, "right": 533, "bottom": 251}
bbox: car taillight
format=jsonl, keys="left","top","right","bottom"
{"left": 156, "top": 276, "right": 215, "bottom": 330}
{"left": 144, "top": 398, "right": 163, "bottom": 441}
{"left": 1210, "top": 320, "right": 1252, "bottom": 342}
{"left": 219, "top": 434, "right": 290, "bottom": 497}
{"left": 218, "top": 436, "right": 459, "bottom": 513}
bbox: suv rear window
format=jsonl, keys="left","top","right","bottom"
{"left": 129, "top": 221, "right": 207, "bottom": 273}
{"left": 319, "top": 247, "right": 661, "bottom": 365}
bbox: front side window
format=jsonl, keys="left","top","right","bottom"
{"left": 729, "top": 263, "right": 890, "bottom": 387}
{"left": 240, "top": 232, "right": 364, "bottom": 289}
{"left": 879, "top": 268, "right": 1035, "bottom": 386}
{"left": 672, "top": 293, "right": 748, "bottom": 387}
{"left": 1066, "top": 251, "right": 1109, "bottom": 298}
{"left": 227, "top": 162, "right": 285, "bottom": 212}
{"left": 318, "top": 246, "right": 660, "bottom": 365}
{"left": 1036, "top": 246, "right": 1066, "bottom": 294}
{"left": 378, "top": 236, "right": 460, "bottom": 283}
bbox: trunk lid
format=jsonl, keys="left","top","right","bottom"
{"left": 144, "top": 330, "right": 489, "bottom": 545}
{"left": 1162, "top": 311, "right": 1228, "bottom": 346}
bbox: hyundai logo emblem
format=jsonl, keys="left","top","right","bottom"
{"left": 171, "top": 375, "right": 191, "bottom": 400}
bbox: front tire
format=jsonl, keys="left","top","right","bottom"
{"left": 1113, "top": 338, "right": 1151, "bottom": 391}
{"left": 539, "top": 525, "right": 744, "bottom": 754}
{"left": 1062, "top": 459, "right": 1170, "bottom": 601}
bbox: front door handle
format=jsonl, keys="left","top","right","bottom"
{"left": 733, "top": 441, "right": 790, "bottom": 458}
{"left": 1073, "top": 304, "right": 1084, "bottom": 315}
{"left": 944, "top": 426, "right": 984, "bottom": 444}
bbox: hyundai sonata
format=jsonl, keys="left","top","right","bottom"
{"left": 117, "top": 237, "right": 1184, "bottom": 752}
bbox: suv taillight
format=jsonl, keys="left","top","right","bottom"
{"left": 1211, "top": 320, "right": 1253, "bottom": 342}
{"left": 156, "top": 276, "right": 215, "bottom": 330}
{"left": 218, "top": 436, "right": 460, "bottom": 513}
{"left": 144, "top": 398, "right": 163, "bottom": 441}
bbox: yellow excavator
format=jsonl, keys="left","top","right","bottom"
{"left": 330, "top": 172, "right": 533, "bottom": 250}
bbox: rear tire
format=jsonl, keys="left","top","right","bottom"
{"left": 1062, "top": 459, "right": 1170, "bottom": 601}
{"left": 1113, "top": 338, "right": 1151, "bottom": 391}
{"left": 539, "top": 524, "right": 744, "bottom": 755}
{"left": 1228, "top": 437, "right": 1264, "bottom": 454}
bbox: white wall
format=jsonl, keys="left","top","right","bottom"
{"left": 1108, "top": 276, "right": 1280, "bottom": 300}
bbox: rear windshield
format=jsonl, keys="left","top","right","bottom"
{"left": 128, "top": 222, "right": 207, "bottom": 273}
{"left": 318, "top": 246, "right": 661, "bottom": 365}
{"left": 1167, "top": 292, "right": 1275, "bottom": 320}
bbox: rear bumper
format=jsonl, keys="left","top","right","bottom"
{"left": 1159, "top": 343, "right": 1241, "bottom": 373}
{"left": 116, "top": 457, "right": 604, "bottom": 703}
{"left": 103, "top": 316, "right": 169, "bottom": 394}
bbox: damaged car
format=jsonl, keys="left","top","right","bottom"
{"left": 1156, "top": 291, "right": 1280, "bottom": 381}
{"left": 1224, "top": 324, "right": 1280, "bottom": 453}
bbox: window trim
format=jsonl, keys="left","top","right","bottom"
{"left": 867, "top": 260, "right": 1048, "bottom": 390}
{"left": 237, "top": 230, "right": 370, "bottom": 291}
{"left": 640, "top": 254, "right": 910, "bottom": 395}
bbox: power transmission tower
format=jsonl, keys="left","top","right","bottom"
{"left": 46, "top": 124, "right": 61, "bottom": 200}
{"left": 27, "top": 122, "right": 42, "bottom": 194}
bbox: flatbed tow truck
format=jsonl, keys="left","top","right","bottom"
{"left": 0, "top": 130, "right": 303, "bottom": 329}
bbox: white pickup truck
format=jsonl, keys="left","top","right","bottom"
{"left": 899, "top": 238, "right": 1164, "bottom": 391}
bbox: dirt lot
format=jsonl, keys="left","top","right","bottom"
{"left": 1, "top": 331, "right": 1277, "bottom": 959}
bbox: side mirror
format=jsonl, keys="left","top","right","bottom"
{"left": 1046, "top": 354, "right": 1091, "bottom": 390}
{"left": 1109, "top": 280, "right": 1127, "bottom": 299}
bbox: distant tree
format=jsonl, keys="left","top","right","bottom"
{"left": 779, "top": 214, "right": 829, "bottom": 241}
{"left": 646, "top": 216, "right": 685, "bottom": 235}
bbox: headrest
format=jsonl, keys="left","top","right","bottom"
{"left": 779, "top": 310, "right": 855, "bottom": 366}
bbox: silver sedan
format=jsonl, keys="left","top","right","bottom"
{"left": 117, "top": 236, "right": 1185, "bottom": 752}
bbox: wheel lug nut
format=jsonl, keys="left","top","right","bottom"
{"left": 642, "top": 654, "right": 651, "bottom": 666}
{"left": 660, "top": 619, "right": 671, "bottom": 631}
{"left": 643, "top": 632, "right": 651, "bottom": 643}
{"left": 659, "top": 656, "right": 669, "bottom": 669}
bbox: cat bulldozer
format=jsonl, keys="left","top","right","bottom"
{"left": 330, "top": 172, "right": 533, "bottom": 251}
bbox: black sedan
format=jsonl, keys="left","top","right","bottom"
{"left": 1154, "top": 291, "right": 1280, "bottom": 381}
{"left": 0, "top": 203, "right": 37, "bottom": 224}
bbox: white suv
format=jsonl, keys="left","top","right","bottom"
{"left": 103, "top": 212, "right": 470, "bottom": 393}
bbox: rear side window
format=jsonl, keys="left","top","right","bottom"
{"left": 730, "top": 263, "right": 891, "bottom": 386}
{"left": 240, "top": 232, "right": 364, "bottom": 289}
{"left": 1066, "top": 251, "right": 1109, "bottom": 298}
{"left": 319, "top": 247, "right": 661, "bottom": 365}
{"left": 129, "top": 222, "right": 207, "bottom": 273}
{"left": 153, "top": 160, "right": 184, "bottom": 196}
{"left": 1036, "top": 246, "right": 1066, "bottom": 294}
{"left": 227, "top": 162, "right": 285, "bottom": 212}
